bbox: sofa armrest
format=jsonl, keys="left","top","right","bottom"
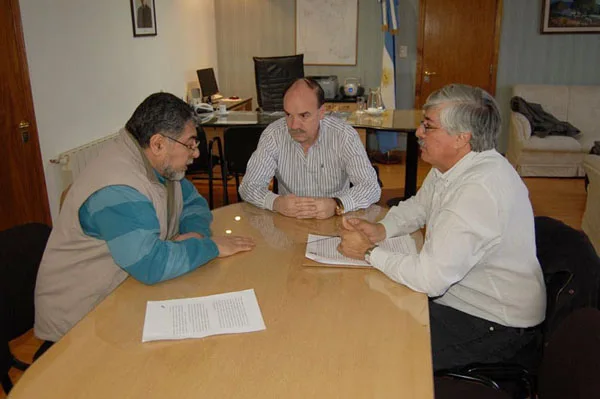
{"left": 510, "top": 111, "right": 532, "bottom": 142}
{"left": 584, "top": 154, "right": 600, "bottom": 185}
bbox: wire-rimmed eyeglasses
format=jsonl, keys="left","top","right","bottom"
{"left": 162, "top": 134, "right": 200, "bottom": 151}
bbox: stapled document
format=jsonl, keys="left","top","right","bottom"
{"left": 142, "top": 289, "right": 266, "bottom": 342}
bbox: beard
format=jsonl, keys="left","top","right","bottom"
{"left": 162, "top": 158, "right": 194, "bottom": 181}
{"left": 163, "top": 167, "right": 186, "bottom": 181}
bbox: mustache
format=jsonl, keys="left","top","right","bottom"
{"left": 289, "top": 128, "right": 306, "bottom": 134}
{"left": 418, "top": 139, "right": 426, "bottom": 148}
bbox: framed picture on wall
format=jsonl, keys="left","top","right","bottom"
{"left": 130, "top": 0, "right": 157, "bottom": 37}
{"left": 541, "top": 0, "right": 600, "bottom": 34}
{"left": 295, "top": 0, "right": 358, "bottom": 65}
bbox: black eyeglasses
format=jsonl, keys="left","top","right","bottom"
{"left": 162, "top": 134, "right": 200, "bottom": 151}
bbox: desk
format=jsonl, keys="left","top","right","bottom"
{"left": 198, "top": 110, "right": 422, "bottom": 202}
{"left": 10, "top": 204, "right": 433, "bottom": 399}
{"left": 217, "top": 97, "right": 252, "bottom": 111}
{"left": 347, "top": 110, "right": 422, "bottom": 203}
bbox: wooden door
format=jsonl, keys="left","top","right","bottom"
{"left": 415, "top": 0, "right": 502, "bottom": 107}
{"left": 0, "top": 0, "right": 51, "bottom": 230}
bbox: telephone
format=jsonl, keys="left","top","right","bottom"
{"left": 189, "top": 98, "right": 214, "bottom": 115}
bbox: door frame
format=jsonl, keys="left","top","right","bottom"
{"left": 2, "top": 0, "right": 52, "bottom": 229}
{"left": 414, "top": 0, "right": 504, "bottom": 107}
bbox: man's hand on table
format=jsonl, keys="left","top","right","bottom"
{"left": 311, "top": 197, "right": 336, "bottom": 219}
{"left": 212, "top": 236, "right": 256, "bottom": 257}
{"left": 173, "top": 232, "right": 255, "bottom": 257}
{"left": 337, "top": 217, "right": 386, "bottom": 260}
{"left": 273, "top": 195, "right": 336, "bottom": 219}
{"left": 342, "top": 217, "right": 386, "bottom": 243}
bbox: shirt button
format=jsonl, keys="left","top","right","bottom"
{"left": 489, "top": 326, "right": 494, "bottom": 331}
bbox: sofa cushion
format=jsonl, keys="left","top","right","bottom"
{"left": 569, "top": 86, "right": 600, "bottom": 150}
{"left": 524, "top": 135, "right": 582, "bottom": 152}
{"left": 513, "top": 85, "right": 569, "bottom": 121}
{"left": 520, "top": 150, "right": 583, "bottom": 165}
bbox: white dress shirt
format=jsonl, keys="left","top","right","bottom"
{"left": 370, "top": 150, "right": 546, "bottom": 328}
{"left": 239, "top": 116, "right": 381, "bottom": 212}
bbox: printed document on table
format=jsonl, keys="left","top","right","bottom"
{"left": 305, "top": 234, "right": 417, "bottom": 267}
{"left": 142, "top": 289, "right": 266, "bottom": 342}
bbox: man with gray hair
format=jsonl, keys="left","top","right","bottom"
{"left": 338, "top": 84, "right": 546, "bottom": 370}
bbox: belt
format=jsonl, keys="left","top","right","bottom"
{"left": 517, "top": 324, "right": 541, "bottom": 334}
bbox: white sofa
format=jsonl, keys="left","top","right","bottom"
{"left": 507, "top": 85, "right": 600, "bottom": 177}
{"left": 583, "top": 154, "right": 600, "bottom": 254}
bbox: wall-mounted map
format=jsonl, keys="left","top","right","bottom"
{"left": 295, "top": 0, "right": 358, "bottom": 65}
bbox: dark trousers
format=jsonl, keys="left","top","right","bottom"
{"left": 33, "top": 340, "right": 54, "bottom": 361}
{"left": 429, "top": 301, "right": 538, "bottom": 371}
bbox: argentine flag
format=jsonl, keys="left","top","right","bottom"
{"left": 377, "top": 0, "right": 398, "bottom": 154}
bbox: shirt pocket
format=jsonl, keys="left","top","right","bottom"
{"left": 308, "top": 158, "right": 344, "bottom": 194}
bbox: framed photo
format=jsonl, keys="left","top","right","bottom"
{"left": 130, "top": 0, "right": 157, "bottom": 37}
{"left": 541, "top": 0, "right": 600, "bottom": 34}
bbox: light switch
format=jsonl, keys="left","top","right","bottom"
{"left": 398, "top": 45, "right": 408, "bottom": 58}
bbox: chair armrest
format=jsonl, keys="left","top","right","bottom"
{"left": 435, "top": 370, "right": 501, "bottom": 390}
{"left": 510, "top": 112, "right": 532, "bottom": 142}
{"left": 435, "top": 362, "right": 535, "bottom": 397}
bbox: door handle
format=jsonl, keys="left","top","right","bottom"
{"left": 18, "top": 120, "right": 31, "bottom": 143}
{"left": 424, "top": 71, "right": 437, "bottom": 76}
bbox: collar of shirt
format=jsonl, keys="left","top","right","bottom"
{"left": 153, "top": 169, "right": 167, "bottom": 185}
{"left": 431, "top": 150, "right": 497, "bottom": 187}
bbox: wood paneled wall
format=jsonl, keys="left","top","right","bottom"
{"left": 214, "top": 0, "right": 385, "bottom": 109}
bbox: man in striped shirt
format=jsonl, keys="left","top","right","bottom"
{"left": 35, "top": 93, "right": 255, "bottom": 343}
{"left": 239, "top": 78, "right": 381, "bottom": 219}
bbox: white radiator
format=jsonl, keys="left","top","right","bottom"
{"left": 51, "top": 133, "right": 119, "bottom": 181}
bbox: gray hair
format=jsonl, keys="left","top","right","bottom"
{"left": 126, "top": 92, "right": 194, "bottom": 148}
{"left": 424, "top": 84, "right": 501, "bottom": 152}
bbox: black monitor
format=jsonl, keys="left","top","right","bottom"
{"left": 196, "top": 68, "right": 220, "bottom": 101}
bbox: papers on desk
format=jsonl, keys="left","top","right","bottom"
{"left": 305, "top": 234, "right": 417, "bottom": 267}
{"left": 261, "top": 111, "right": 286, "bottom": 117}
{"left": 212, "top": 111, "right": 258, "bottom": 125}
{"left": 142, "top": 289, "right": 266, "bottom": 342}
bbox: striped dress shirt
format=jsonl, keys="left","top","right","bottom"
{"left": 239, "top": 116, "right": 381, "bottom": 212}
{"left": 79, "top": 175, "right": 218, "bottom": 285}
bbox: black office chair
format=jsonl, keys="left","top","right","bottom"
{"left": 436, "top": 216, "right": 600, "bottom": 398}
{"left": 253, "top": 54, "right": 304, "bottom": 112}
{"left": 186, "top": 127, "right": 226, "bottom": 209}
{"left": 435, "top": 307, "right": 600, "bottom": 399}
{"left": 0, "top": 223, "right": 51, "bottom": 394}
{"left": 222, "top": 126, "right": 265, "bottom": 203}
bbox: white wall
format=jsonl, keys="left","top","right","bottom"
{"left": 19, "top": 0, "right": 218, "bottom": 220}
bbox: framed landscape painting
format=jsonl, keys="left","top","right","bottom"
{"left": 541, "top": 0, "right": 600, "bottom": 33}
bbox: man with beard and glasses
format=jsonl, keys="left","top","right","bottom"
{"left": 34, "top": 93, "right": 255, "bottom": 346}
{"left": 239, "top": 78, "right": 381, "bottom": 219}
{"left": 337, "top": 84, "right": 546, "bottom": 371}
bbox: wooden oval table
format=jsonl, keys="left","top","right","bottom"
{"left": 9, "top": 203, "right": 433, "bottom": 399}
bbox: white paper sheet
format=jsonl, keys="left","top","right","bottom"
{"left": 142, "top": 289, "right": 266, "bottom": 342}
{"left": 305, "top": 234, "right": 417, "bottom": 267}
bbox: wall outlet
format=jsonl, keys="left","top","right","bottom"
{"left": 398, "top": 45, "right": 408, "bottom": 58}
